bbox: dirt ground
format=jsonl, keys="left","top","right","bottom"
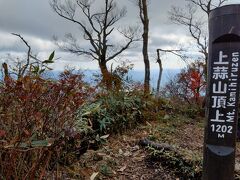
{"left": 58, "top": 115, "right": 240, "bottom": 180}
{"left": 76, "top": 128, "right": 177, "bottom": 179}
{"left": 57, "top": 115, "right": 203, "bottom": 180}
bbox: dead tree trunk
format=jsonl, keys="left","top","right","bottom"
{"left": 156, "top": 49, "right": 163, "bottom": 97}
{"left": 138, "top": 0, "right": 150, "bottom": 94}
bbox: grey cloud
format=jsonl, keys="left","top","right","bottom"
{"left": 0, "top": 0, "right": 75, "bottom": 39}
{"left": 0, "top": 0, "right": 239, "bottom": 70}
{"left": 0, "top": 0, "right": 181, "bottom": 40}
{"left": 150, "top": 35, "right": 180, "bottom": 49}
{"left": 0, "top": 31, "right": 57, "bottom": 54}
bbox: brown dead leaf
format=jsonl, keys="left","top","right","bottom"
{"left": 90, "top": 172, "right": 99, "bottom": 180}
{"left": 123, "top": 151, "right": 132, "bottom": 157}
{"left": 118, "top": 165, "right": 127, "bottom": 172}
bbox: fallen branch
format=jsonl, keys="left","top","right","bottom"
{"left": 139, "top": 138, "right": 202, "bottom": 179}
{"left": 139, "top": 138, "right": 175, "bottom": 152}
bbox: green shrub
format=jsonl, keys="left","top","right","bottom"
{"left": 77, "top": 91, "right": 145, "bottom": 135}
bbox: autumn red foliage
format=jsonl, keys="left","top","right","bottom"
{"left": 162, "top": 61, "right": 206, "bottom": 107}
{"left": 0, "top": 70, "right": 94, "bottom": 179}
{"left": 180, "top": 62, "right": 206, "bottom": 104}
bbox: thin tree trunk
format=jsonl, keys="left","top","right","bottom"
{"left": 156, "top": 50, "right": 163, "bottom": 97}
{"left": 141, "top": 0, "right": 150, "bottom": 94}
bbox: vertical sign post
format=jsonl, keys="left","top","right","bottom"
{"left": 203, "top": 4, "right": 240, "bottom": 180}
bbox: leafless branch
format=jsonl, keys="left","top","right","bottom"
{"left": 51, "top": 0, "right": 137, "bottom": 65}
{"left": 187, "top": 0, "right": 228, "bottom": 16}
{"left": 157, "top": 48, "right": 187, "bottom": 61}
{"left": 11, "top": 33, "right": 31, "bottom": 78}
{"left": 169, "top": 3, "right": 208, "bottom": 66}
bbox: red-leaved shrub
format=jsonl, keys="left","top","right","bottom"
{"left": 0, "top": 70, "right": 93, "bottom": 179}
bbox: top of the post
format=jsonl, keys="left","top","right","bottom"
{"left": 210, "top": 4, "right": 240, "bottom": 19}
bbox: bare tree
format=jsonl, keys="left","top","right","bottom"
{"left": 169, "top": 0, "right": 228, "bottom": 77}
{"left": 170, "top": 4, "right": 208, "bottom": 67}
{"left": 50, "top": 0, "right": 139, "bottom": 89}
{"left": 137, "top": 0, "right": 150, "bottom": 94}
{"left": 156, "top": 48, "right": 185, "bottom": 97}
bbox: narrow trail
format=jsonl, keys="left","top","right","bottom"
{"left": 54, "top": 117, "right": 240, "bottom": 179}
{"left": 70, "top": 117, "right": 204, "bottom": 179}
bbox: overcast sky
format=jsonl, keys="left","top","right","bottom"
{"left": 0, "top": 0, "right": 239, "bottom": 71}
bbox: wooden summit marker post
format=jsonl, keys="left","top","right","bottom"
{"left": 203, "top": 4, "right": 240, "bottom": 180}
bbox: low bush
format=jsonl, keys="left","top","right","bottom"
{"left": 77, "top": 90, "right": 146, "bottom": 135}
{"left": 0, "top": 70, "right": 93, "bottom": 179}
